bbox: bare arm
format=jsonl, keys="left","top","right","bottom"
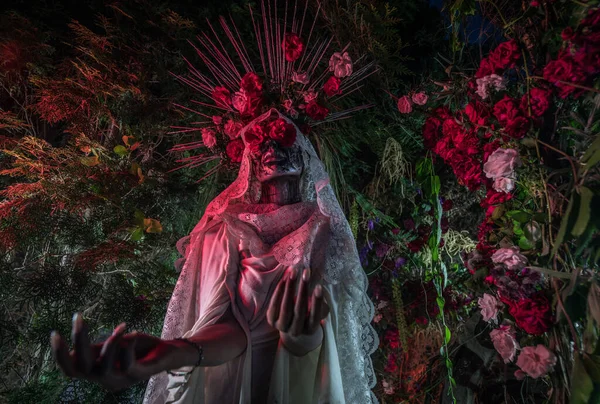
{"left": 51, "top": 307, "right": 246, "bottom": 392}
{"left": 168, "top": 307, "right": 246, "bottom": 369}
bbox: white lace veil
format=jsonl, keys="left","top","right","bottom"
{"left": 144, "top": 109, "right": 379, "bottom": 403}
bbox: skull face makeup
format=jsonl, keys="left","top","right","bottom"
{"left": 252, "top": 138, "right": 303, "bottom": 183}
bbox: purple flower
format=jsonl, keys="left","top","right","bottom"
{"left": 375, "top": 243, "right": 391, "bottom": 258}
{"left": 368, "top": 219, "right": 375, "bottom": 230}
{"left": 403, "top": 219, "right": 415, "bottom": 231}
{"left": 394, "top": 257, "right": 407, "bottom": 269}
{"left": 359, "top": 246, "right": 370, "bottom": 267}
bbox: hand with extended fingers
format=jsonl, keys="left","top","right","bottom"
{"left": 50, "top": 315, "right": 186, "bottom": 392}
{"left": 266, "top": 267, "right": 329, "bottom": 354}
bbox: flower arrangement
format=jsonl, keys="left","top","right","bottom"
{"left": 168, "top": 1, "right": 375, "bottom": 177}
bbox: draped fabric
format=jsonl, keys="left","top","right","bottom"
{"left": 143, "top": 109, "right": 379, "bottom": 404}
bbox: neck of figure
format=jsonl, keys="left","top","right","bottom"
{"left": 260, "top": 177, "right": 301, "bottom": 205}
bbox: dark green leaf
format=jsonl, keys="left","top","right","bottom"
{"left": 572, "top": 187, "right": 593, "bottom": 237}
{"left": 552, "top": 191, "right": 579, "bottom": 257}
{"left": 572, "top": 355, "right": 594, "bottom": 404}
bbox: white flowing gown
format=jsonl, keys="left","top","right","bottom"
{"left": 143, "top": 109, "right": 378, "bottom": 404}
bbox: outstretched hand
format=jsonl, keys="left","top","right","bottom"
{"left": 266, "top": 268, "right": 329, "bottom": 338}
{"left": 51, "top": 315, "right": 181, "bottom": 392}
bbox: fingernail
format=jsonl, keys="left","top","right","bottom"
{"left": 72, "top": 313, "right": 82, "bottom": 332}
{"left": 315, "top": 284, "right": 323, "bottom": 297}
{"left": 302, "top": 268, "right": 310, "bottom": 282}
{"left": 289, "top": 268, "right": 297, "bottom": 281}
{"left": 113, "top": 322, "right": 127, "bottom": 336}
{"left": 50, "top": 331, "right": 59, "bottom": 350}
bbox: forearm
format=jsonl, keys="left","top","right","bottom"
{"left": 280, "top": 324, "right": 323, "bottom": 356}
{"left": 167, "top": 314, "right": 247, "bottom": 370}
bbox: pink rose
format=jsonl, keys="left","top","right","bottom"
{"left": 329, "top": 51, "right": 353, "bottom": 78}
{"left": 224, "top": 119, "right": 242, "bottom": 139}
{"left": 478, "top": 293, "right": 501, "bottom": 322}
{"left": 201, "top": 128, "right": 217, "bottom": 148}
{"left": 373, "top": 314, "right": 383, "bottom": 323}
{"left": 490, "top": 325, "right": 519, "bottom": 363}
{"left": 212, "top": 115, "right": 223, "bottom": 125}
{"left": 493, "top": 177, "right": 515, "bottom": 193}
{"left": 516, "top": 345, "right": 557, "bottom": 378}
{"left": 397, "top": 95, "right": 412, "bottom": 114}
{"left": 412, "top": 92, "right": 428, "bottom": 105}
{"left": 491, "top": 247, "right": 528, "bottom": 270}
{"left": 292, "top": 71, "right": 310, "bottom": 84}
{"left": 483, "top": 148, "right": 521, "bottom": 180}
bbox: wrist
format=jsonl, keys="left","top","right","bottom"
{"left": 166, "top": 338, "right": 203, "bottom": 370}
{"left": 280, "top": 325, "right": 323, "bottom": 356}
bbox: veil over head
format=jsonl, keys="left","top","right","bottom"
{"left": 144, "top": 109, "right": 379, "bottom": 404}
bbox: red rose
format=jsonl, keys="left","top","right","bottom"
{"left": 226, "top": 139, "right": 245, "bottom": 163}
{"left": 481, "top": 187, "right": 512, "bottom": 209}
{"left": 282, "top": 33, "right": 304, "bottom": 62}
{"left": 211, "top": 86, "right": 231, "bottom": 106}
{"left": 465, "top": 101, "right": 490, "bottom": 127}
{"left": 543, "top": 55, "right": 586, "bottom": 98}
{"left": 489, "top": 40, "right": 521, "bottom": 70}
{"left": 242, "top": 123, "right": 266, "bottom": 154}
{"left": 423, "top": 116, "right": 442, "bottom": 148}
{"left": 268, "top": 118, "right": 297, "bottom": 147}
{"left": 454, "top": 157, "right": 482, "bottom": 190}
{"left": 483, "top": 139, "right": 501, "bottom": 161}
{"left": 305, "top": 101, "right": 329, "bottom": 120}
{"left": 561, "top": 27, "right": 575, "bottom": 42}
{"left": 493, "top": 95, "right": 521, "bottom": 126}
{"left": 520, "top": 88, "right": 552, "bottom": 117}
{"left": 442, "top": 199, "right": 453, "bottom": 211}
{"left": 240, "top": 72, "right": 263, "bottom": 98}
{"left": 508, "top": 294, "right": 553, "bottom": 335}
{"left": 504, "top": 116, "right": 530, "bottom": 139}
{"left": 323, "top": 76, "right": 342, "bottom": 97}
{"left": 476, "top": 57, "right": 496, "bottom": 79}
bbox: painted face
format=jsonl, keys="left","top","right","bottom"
{"left": 252, "top": 138, "right": 303, "bottom": 183}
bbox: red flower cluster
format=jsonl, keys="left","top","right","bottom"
{"left": 226, "top": 138, "right": 245, "bottom": 163}
{"left": 507, "top": 293, "right": 553, "bottom": 335}
{"left": 544, "top": 9, "right": 600, "bottom": 98}
{"left": 305, "top": 101, "right": 329, "bottom": 120}
{"left": 232, "top": 72, "right": 264, "bottom": 118}
{"left": 476, "top": 40, "right": 521, "bottom": 78}
{"left": 323, "top": 76, "right": 342, "bottom": 96}
{"left": 282, "top": 33, "right": 304, "bottom": 62}
{"left": 424, "top": 107, "right": 483, "bottom": 190}
{"left": 242, "top": 116, "right": 297, "bottom": 154}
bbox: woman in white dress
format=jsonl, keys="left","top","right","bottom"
{"left": 51, "top": 109, "right": 379, "bottom": 404}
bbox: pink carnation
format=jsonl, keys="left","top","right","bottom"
{"left": 212, "top": 115, "right": 223, "bottom": 125}
{"left": 412, "top": 92, "right": 428, "bottom": 105}
{"left": 476, "top": 74, "right": 507, "bottom": 100}
{"left": 224, "top": 119, "right": 242, "bottom": 140}
{"left": 478, "top": 293, "right": 501, "bottom": 322}
{"left": 329, "top": 51, "right": 353, "bottom": 78}
{"left": 292, "top": 71, "right": 310, "bottom": 84}
{"left": 397, "top": 95, "right": 412, "bottom": 114}
{"left": 303, "top": 90, "right": 318, "bottom": 103}
{"left": 382, "top": 379, "right": 395, "bottom": 395}
{"left": 201, "top": 128, "right": 217, "bottom": 148}
{"left": 516, "top": 345, "right": 557, "bottom": 378}
{"left": 490, "top": 325, "right": 519, "bottom": 363}
{"left": 491, "top": 247, "right": 528, "bottom": 270}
